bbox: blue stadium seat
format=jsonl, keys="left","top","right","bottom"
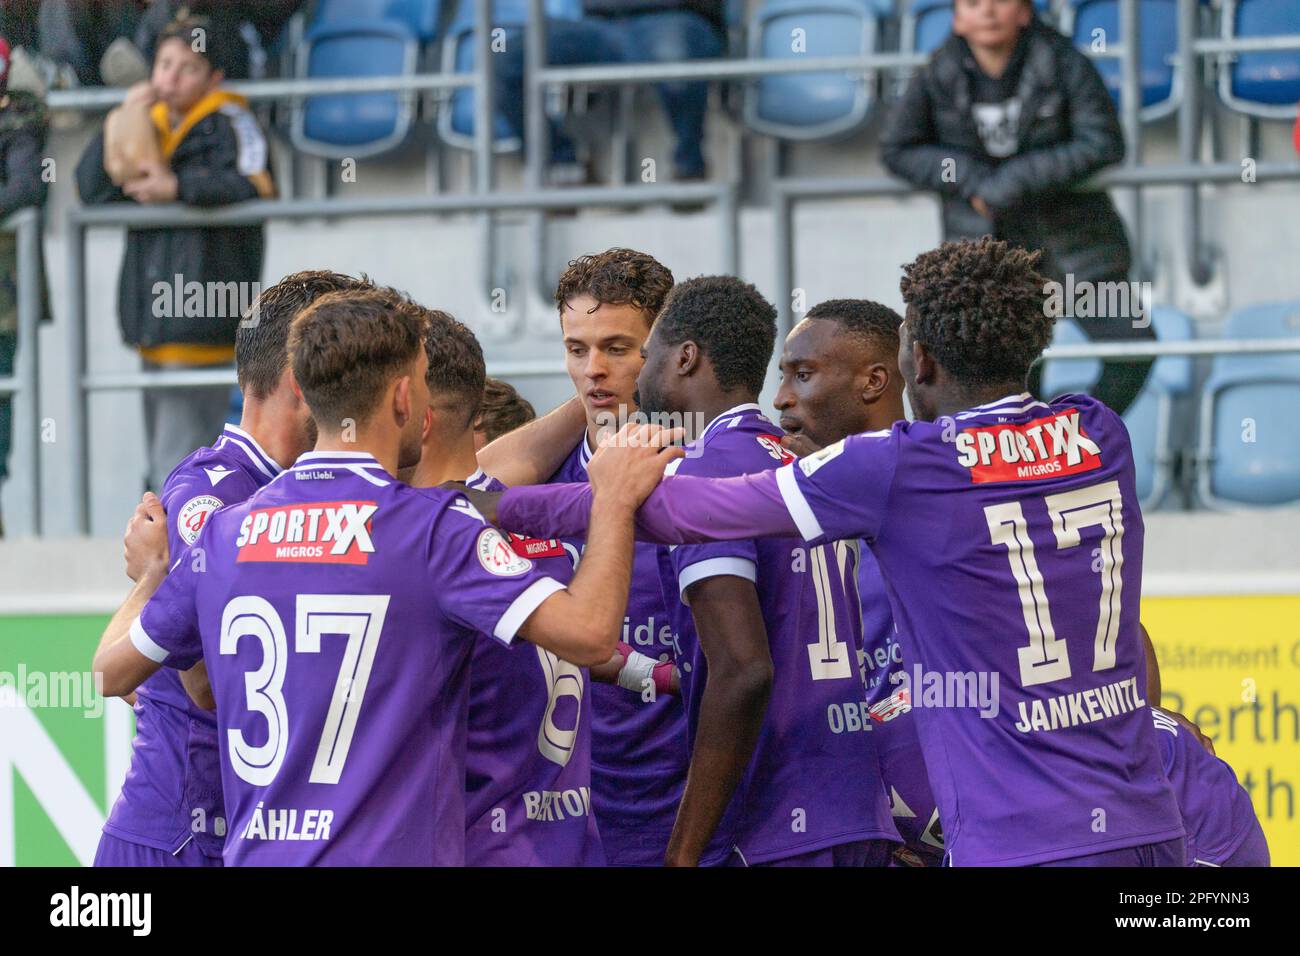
{"left": 1198, "top": 301, "right": 1300, "bottom": 508}
{"left": 292, "top": 19, "right": 421, "bottom": 159}
{"left": 744, "top": 0, "right": 884, "bottom": 141}
{"left": 1060, "top": 0, "right": 1186, "bottom": 121}
{"left": 311, "top": 0, "right": 442, "bottom": 41}
{"left": 1217, "top": 0, "right": 1300, "bottom": 120}
{"left": 1043, "top": 306, "right": 1195, "bottom": 509}
{"left": 903, "top": 0, "right": 1051, "bottom": 57}
{"left": 439, "top": 0, "right": 584, "bottom": 151}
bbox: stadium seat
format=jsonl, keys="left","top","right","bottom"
{"left": 1197, "top": 301, "right": 1300, "bottom": 508}
{"left": 903, "top": 0, "right": 1051, "bottom": 57}
{"left": 440, "top": 0, "right": 584, "bottom": 152}
{"left": 291, "top": 18, "right": 422, "bottom": 159}
{"left": 1059, "top": 0, "right": 1185, "bottom": 122}
{"left": 1043, "top": 306, "right": 1195, "bottom": 510}
{"left": 743, "top": 0, "right": 886, "bottom": 141}
{"left": 310, "top": 0, "right": 442, "bottom": 40}
{"left": 1217, "top": 0, "right": 1300, "bottom": 121}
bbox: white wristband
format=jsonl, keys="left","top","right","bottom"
{"left": 616, "top": 650, "right": 658, "bottom": 693}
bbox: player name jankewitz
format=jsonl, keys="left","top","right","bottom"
{"left": 1013, "top": 674, "right": 1146, "bottom": 733}
{"left": 50, "top": 886, "right": 151, "bottom": 936}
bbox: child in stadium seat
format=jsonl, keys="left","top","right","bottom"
{"left": 881, "top": 0, "right": 1154, "bottom": 416}
{"left": 75, "top": 14, "right": 274, "bottom": 494}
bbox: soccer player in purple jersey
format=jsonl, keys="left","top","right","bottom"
{"left": 476, "top": 249, "right": 691, "bottom": 867}
{"left": 633, "top": 277, "right": 898, "bottom": 867}
{"left": 1150, "top": 708, "right": 1269, "bottom": 867}
{"left": 774, "top": 298, "right": 943, "bottom": 866}
{"left": 493, "top": 238, "right": 1188, "bottom": 866}
{"left": 92, "top": 288, "right": 683, "bottom": 866}
{"left": 91, "top": 269, "right": 376, "bottom": 868}
{"left": 407, "top": 310, "right": 602, "bottom": 866}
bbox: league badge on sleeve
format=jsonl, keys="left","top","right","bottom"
{"left": 177, "top": 494, "right": 223, "bottom": 546}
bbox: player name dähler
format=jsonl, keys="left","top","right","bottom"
{"left": 954, "top": 408, "right": 1103, "bottom": 483}
{"left": 1013, "top": 675, "right": 1146, "bottom": 733}
{"left": 239, "top": 802, "right": 334, "bottom": 842}
{"left": 522, "top": 786, "right": 592, "bottom": 822}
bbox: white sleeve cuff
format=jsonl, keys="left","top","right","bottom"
{"left": 129, "top": 616, "right": 170, "bottom": 664}
{"left": 494, "top": 577, "right": 567, "bottom": 644}
{"left": 678, "top": 557, "right": 758, "bottom": 605}
{"left": 776, "top": 464, "right": 825, "bottom": 542}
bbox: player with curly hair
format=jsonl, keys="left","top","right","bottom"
{"left": 491, "top": 237, "right": 1187, "bottom": 867}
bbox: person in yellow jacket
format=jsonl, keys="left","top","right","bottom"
{"left": 76, "top": 14, "right": 274, "bottom": 492}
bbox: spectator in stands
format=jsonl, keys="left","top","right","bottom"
{"left": 1, "top": 1, "right": 146, "bottom": 92}
{"left": 76, "top": 15, "right": 274, "bottom": 493}
{"left": 584, "top": 1, "right": 726, "bottom": 181}
{"left": 494, "top": 2, "right": 726, "bottom": 184}
{"left": 473, "top": 377, "right": 537, "bottom": 450}
{"left": 881, "top": 0, "right": 1154, "bottom": 416}
{"left": 132, "top": 1, "right": 305, "bottom": 82}
{"left": 0, "top": 34, "right": 50, "bottom": 537}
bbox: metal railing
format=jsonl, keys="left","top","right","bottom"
{"left": 20, "top": 0, "right": 1300, "bottom": 534}
{"left": 0, "top": 208, "right": 43, "bottom": 536}
{"left": 64, "top": 182, "right": 739, "bottom": 533}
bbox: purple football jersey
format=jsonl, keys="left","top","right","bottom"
{"left": 663, "top": 404, "right": 897, "bottom": 865}
{"left": 463, "top": 471, "right": 602, "bottom": 866}
{"left": 769, "top": 392, "right": 1184, "bottom": 864}
{"left": 500, "top": 393, "right": 1186, "bottom": 865}
{"left": 857, "top": 549, "right": 943, "bottom": 864}
{"left": 130, "top": 450, "right": 570, "bottom": 866}
{"left": 546, "top": 437, "right": 688, "bottom": 866}
{"left": 103, "top": 423, "right": 280, "bottom": 861}
{"left": 1152, "top": 709, "right": 1268, "bottom": 867}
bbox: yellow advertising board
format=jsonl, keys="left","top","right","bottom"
{"left": 1144, "top": 594, "right": 1300, "bottom": 866}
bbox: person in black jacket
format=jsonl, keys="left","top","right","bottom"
{"left": 0, "top": 34, "right": 50, "bottom": 537}
{"left": 76, "top": 15, "right": 274, "bottom": 492}
{"left": 881, "top": 0, "right": 1154, "bottom": 415}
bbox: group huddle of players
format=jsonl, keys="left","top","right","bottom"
{"left": 90, "top": 239, "right": 1269, "bottom": 867}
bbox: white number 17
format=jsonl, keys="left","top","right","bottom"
{"left": 984, "top": 480, "right": 1126, "bottom": 688}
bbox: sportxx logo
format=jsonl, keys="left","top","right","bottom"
{"left": 955, "top": 408, "right": 1101, "bottom": 484}
{"left": 236, "top": 501, "right": 378, "bottom": 564}
{"left": 757, "top": 434, "right": 795, "bottom": 465}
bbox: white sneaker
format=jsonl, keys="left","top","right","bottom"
{"left": 100, "top": 37, "right": 149, "bottom": 87}
{"left": 8, "top": 47, "right": 49, "bottom": 98}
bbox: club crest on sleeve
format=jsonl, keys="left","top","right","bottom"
{"left": 177, "top": 494, "right": 223, "bottom": 546}
{"left": 478, "top": 527, "right": 533, "bottom": 576}
{"left": 757, "top": 434, "right": 795, "bottom": 464}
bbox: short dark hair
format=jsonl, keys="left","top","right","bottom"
{"left": 289, "top": 288, "right": 429, "bottom": 428}
{"left": 423, "top": 309, "right": 486, "bottom": 427}
{"left": 653, "top": 276, "right": 777, "bottom": 394}
{"left": 157, "top": 15, "right": 228, "bottom": 74}
{"left": 805, "top": 298, "right": 902, "bottom": 358}
{"left": 236, "top": 270, "right": 375, "bottom": 400}
{"left": 555, "top": 248, "right": 674, "bottom": 324}
{"left": 476, "top": 378, "right": 536, "bottom": 444}
{"left": 899, "top": 237, "right": 1053, "bottom": 389}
